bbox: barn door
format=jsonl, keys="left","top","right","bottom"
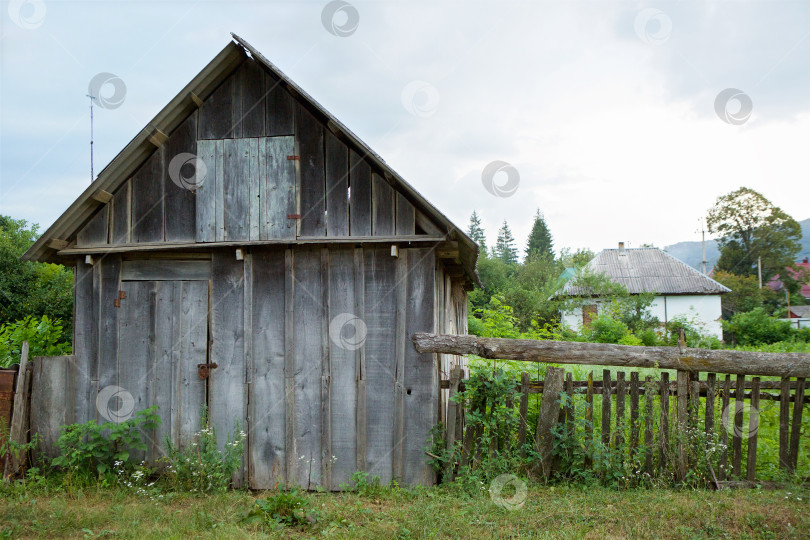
{"left": 116, "top": 277, "right": 209, "bottom": 462}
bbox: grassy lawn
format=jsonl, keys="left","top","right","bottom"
{"left": 1, "top": 483, "right": 808, "bottom": 539}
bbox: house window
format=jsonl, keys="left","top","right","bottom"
{"left": 583, "top": 304, "right": 597, "bottom": 326}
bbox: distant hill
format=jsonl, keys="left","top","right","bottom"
{"left": 663, "top": 218, "right": 810, "bottom": 272}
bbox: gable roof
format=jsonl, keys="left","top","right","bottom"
{"left": 561, "top": 247, "right": 731, "bottom": 296}
{"left": 23, "top": 34, "right": 480, "bottom": 286}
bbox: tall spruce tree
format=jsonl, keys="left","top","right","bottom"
{"left": 525, "top": 209, "right": 554, "bottom": 261}
{"left": 493, "top": 220, "right": 518, "bottom": 264}
{"left": 467, "top": 211, "right": 487, "bottom": 254}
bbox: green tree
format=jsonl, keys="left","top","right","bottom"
{"left": 493, "top": 221, "right": 518, "bottom": 265}
{"left": 467, "top": 211, "right": 487, "bottom": 254}
{"left": 525, "top": 209, "right": 554, "bottom": 262}
{"left": 707, "top": 187, "right": 802, "bottom": 279}
{"left": 712, "top": 270, "right": 780, "bottom": 319}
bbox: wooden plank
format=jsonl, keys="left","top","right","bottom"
{"left": 659, "top": 372, "right": 670, "bottom": 470}
{"left": 719, "top": 375, "right": 731, "bottom": 480}
{"left": 411, "top": 334, "right": 810, "bottom": 378}
{"left": 395, "top": 193, "right": 415, "bottom": 235}
{"left": 644, "top": 376, "right": 654, "bottom": 472}
{"left": 264, "top": 136, "right": 297, "bottom": 240}
{"left": 705, "top": 373, "right": 716, "bottom": 448}
{"left": 325, "top": 131, "right": 350, "bottom": 237}
{"left": 152, "top": 281, "right": 175, "bottom": 457}
{"left": 4, "top": 342, "right": 30, "bottom": 478}
{"left": 349, "top": 150, "right": 372, "bottom": 236}
{"left": 292, "top": 248, "right": 324, "bottom": 489}
{"left": 363, "top": 245, "right": 397, "bottom": 484}
{"left": 284, "top": 249, "right": 296, "bottom": 485}
{"left": 630, "top": 372, "right": 639, "bottom": 454}
{"left": 392, "top": 254, "right": 407, "bottom": 484}
{"left": 72, "top": 260, "right": 97, "bottom": 425}
{"left": 517, "top": 371, "right": 529, "bottom": 456}
{"left": 444, "top": 366, "right": 462, "bottom": 481}
{"left": 239, "top": 59, "right": 266, "bottom": 138}
{"left": 131, "top": 149, "right": 165, "bottom": 243}
{"left": 676, "top": 370, "right": 688, "bottom": 481}
{"left": 601, "top": 370, "right": 611, "bottom": 448}
{"left": 198, "top": 69, "right": 235, "bottom": 139}
{"left": 584, "top": 371, "right": 594, "bottom": 469}
{"left": 535, "top": 366, "right": 564, "bottom": 479}
{"left": 209, "top": 250, "right": 246, "bottom": 486}
{"left": 248, "top": 247, "right": 287, "bottom": 488}
{"left": 195, "top": 140, "right": 217, "bottom": 242}
{"left": 353, "top": 247, "right": 366, "bottom": 475}
{"left": 295, "top": 104, "right": 326, "bottom": 237}
{"left": 92, "top": 189, "right": 114, "bottom": 204}
{"left": 732, "top": 375, "right": 745, "bottom": 478}
{"left": 30, "top": 356, "right": 70, "bottom": 459}
{"left": 265, "top": 71, "right": 294, "bottom": 137}
{"left": 565, "top": 372, "right": 574, "bottom": 437}
{"left": 779, "top": 377, "right": 790, "bottom": 470}
{"left": 97, "top": 256, "right": 122, "bottom": 421}
{"left": 111, "top": 181, "right": 131, "bottom": 244}
{"left": 746, "top": 377, "right": 760, "bottom": 482}
{"left": 248, "top": 138, "right": 261, "bottom": 241}
{"left": 163, "top": 110, "right": 197, "bottom": 242}
{"left": 371, "top": 173, "right": 395, "bottom": 236}
{"left": 320, "top": 249, "right": 331, "bottom": 490}
{"left": 121, "top": 260, "right": 211, "bottom": 281}
{"left": 689, "top": 374, "right": 700, "bottom": 429}
{"left": 223, "top": 139, "right": 250, "bottom": 241}
{"left": 77, "top": 206, "right": 109, "bottom": 246}
{"left": 216, "top": 139, "right": 225, "bottom": 241}
{"left": 616, "top": 371, "right": 626, "bottom": 454}
{"left": 459, "top": 393, "right": 482, "bottom": 469}
{"left": 788, "top": 377, "right": 806, "bottom": 472}
{"left": 402, "top": 248, "right": 436, "bottom": 486}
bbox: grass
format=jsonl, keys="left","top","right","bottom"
{"left": 1, "top": 482, "right": 808, "bottom": 538}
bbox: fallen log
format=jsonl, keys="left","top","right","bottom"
{"left": 412, "top": 333, "right": 810, "bottom": 378}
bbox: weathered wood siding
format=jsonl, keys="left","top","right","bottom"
{"left": 75, "top": 57, "right": 432, "bottom": 248}
{"left": 435, "top": 262, "right": 469, "bottom": 424}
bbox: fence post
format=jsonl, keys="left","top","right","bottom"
{"left": 535, "top": 367, "right": 564, "bottom": 480}
{"left": 676, "top": 371, "right": 688, "bottom": 482}
{"left": 644, "top": 376, "right": 654, "bottom": 472}
{"left": 4, "top": 342, "right": 30, "bottom": 480}
{"left": 659, "top": 372, "right": 670, "bottom": 473}
{"left": 779, "top": 377, "right": 791, "bottom": 470}
{"left": 584, "top": 372, "right": 594, "bottom": 469}
{"left": 601, "top": 370, "right": 612, "bottom": 450}
{"left": 719, "top": 375, "right": 731, "bottom": 480}
{"left": 788, "top": 378, "right": 806, "bottom": 473}
{"left": 732, "top": 375, "right": 745, "bottom": 478}
{"left": 517, "top": 372, "right": 529, "bottom": 457}
{"left": 746, "top": 377, "right": 760, "bottom": 481}
{"left": 444, "top": 366, "right": 462, "bottom": 481}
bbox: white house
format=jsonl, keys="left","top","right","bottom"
{"left": 560, "top": 244, "right": 731, "bottom": 339}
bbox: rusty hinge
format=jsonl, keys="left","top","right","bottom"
{"left": 114, "top": 298, "right": 120, "bottom": 308}
{"left": 287, "top": 214, "right": 301, "bottom": 219}
{"left": 286, "top": 155, "right": 300, "bottom": 160}
{"left": 197, "top": 362, "right": 218, "bottom": 379}
{"left": 119, "top": 290, "right": 126, "bottom": 299}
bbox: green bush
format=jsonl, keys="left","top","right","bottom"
{"left": 724, "top": 307, "right": 796, "bottom": 345}
{"left": 583, "top": 315, "right": 631, "bottom": 344}
{"left": 0, "top": 315, "right": 71, "bottom": 367}
{"left": 242, "top": 487, "right": 318, "bottom": 529}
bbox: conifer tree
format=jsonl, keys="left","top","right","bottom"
{"left": 525, "top": 209, "right": 554, "bottom": 261}
{"left": 467, "top": 211, "right": 487, "bottom": 254}
{"left": 493, "top": 220, "right": 518, "bottom": 264}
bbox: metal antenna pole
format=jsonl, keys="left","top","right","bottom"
{"left": 86, "top": 94, "right": 96, "bottom": 182}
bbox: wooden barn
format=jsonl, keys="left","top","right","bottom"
{"left": 22, "top": 34, "right": 479, "bottom": 489}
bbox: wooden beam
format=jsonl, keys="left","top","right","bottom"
{"left": 48, "top": 239, "right": 69, "bottom": 250}
{"left": 435, "top": 241, "right": 459, "bottom": 261}
{"left": 147, "top": 127, "right": 169, "bottom": 147}
{"left": 189, "top": 91, "right": 204, "bottom": 107}
{"left": 411, "top": 333, "right": 810, "bottom": 378}
{"left": 91, "top": 190, "right": 113, "bottom": 204}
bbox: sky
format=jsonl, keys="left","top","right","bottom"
{"left": 1, "top": 1, "right": 809, "bottom": 257}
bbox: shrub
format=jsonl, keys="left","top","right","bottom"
{"left": 242, "top": 488, "right": 318, "bottom": 529}
{"left": 0, "top": 315, "right": 71, "bottom": 367}
{"left": 583, "top": 315, "right": 631, "bottom": 344}
{"left": 724, "top": 307, "right": 795, "bottom": 345}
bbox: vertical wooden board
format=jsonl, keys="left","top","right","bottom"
{"left": 732, "top": 375, "right": 745, "bottom": 478}
{"left": 111, "top": 181, "right": 131, "bottom": 244}
{"left": 349, "top": 150, "right": 372, "bottom": 236}
{"left": 629, "top": 372, "right": 640, "bottom": 454}
{"left": 601, "top": 370, "right": 611, "bottom": 447}
{"left": 363, "top": 246, "right": 397, "bottom": 484}
{"left": 223, "top": 139, "right": 251, "bottom": 241}
{"left": 116, "top": 281, "right": 154, "bottom": 462}
{"left": 292, "top": 248, "right": 324, "bottom": 488}
{"left": 198, "top": 70, "right": 237, "bottom": 139}
{"left": 284, "top": 249, "right": 297, "bottom": 484}
{"left": 177, "top": 280, "right": 208, "bottom": 445}
{"left": 210, "top": 250, "right": 246, "bottom": 484}
{"left": 536, "top": 367, "right": 564, "bottom": 479}
{"left": 325, "top": 131, "right": 349, "bottom": 237}
{"left": 295, "top": 103, "right": 325, "bottom": 237}
{"left": 97, "top": 255, "right": 122, "bottom": 421}
{"left": 659, "top": 372, "right": 670, "bottom": 469}
{"left": 327, "top": 248, "right": 357, "bottom": 488}
{"left": 719, "top": 375, "right": 731, "bottom": 479}
{"left": 73, "top": 261, "right": 97, "bottom": 425}
{"left": 196, "top": 140, "right": 217, "bottom": 242}
{"left": 319, "top": 249, "right": 331, "bottom": 489}
{"left": 779, "top": 377, "right": 790, "bottom": 469}
{"left": 30, "top": 356, "right": 69, "bottom": 459}
{"left": 746, "top": 377, "right": 760, "bottom": 481}
{"left": 517, "top": 372, "right": 530, "bottom": 453}
{"left": 248, "top": 138, "right": 261, "bottom": 240}
{"left": 131, "top": 149, "right": 165, "bottom": 243}
{"left": 392, "top": 255, "right": 407, "bottom": 483}
{"left": 788, "top": 378, "right": 806, "bottom": 471}
{"left": 395, "top": 193, "right": 415, "bottom": 235}
{"left": 265, "top": 72, "right": 294, "bottom": 136}
{"left": 153, "top": 281, "right": 177, "bottom": 458}
{"left": 77, "top": 206, "right": 109, "bottom": 246}
{"left": 215, "top": 140, "right": 225, "bottom": 240}
{"left": 616, "top": 372, "right": 626, "bottom": 453}
{"left": 705, "top": 373, "right": 716, "bottom": 445}
{"left": 264, "top": 137, "right": 297, "bottom": 239}
{"left": 239, "top": 60, "right": 266, "bottom": 138}
{"left": 644, "top": 376, "right": 654, "bottom": 471}
{"left": 676, "top": 371, "right": 688, "bottom": 481}
{"left": 371, "top": 173, "right": 395, "bottom": 236}
{"left": 403, "top": 248, "right": 436, "bottom": 485}
{"left": 249, "top": 248, "right": 287, "bottom": 488}
{"left": 353, "top": 247, "right": 367, "bottom": 474}
{"left": 163, "top": 111, "right": 198, "bottom": 242}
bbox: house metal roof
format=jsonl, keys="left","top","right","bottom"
{"left": 561, "top": 247, "right": 731, "bottom": 296}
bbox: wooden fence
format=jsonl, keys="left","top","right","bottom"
{"left": 416, "top": 333, "right": 809, "bottom": 487}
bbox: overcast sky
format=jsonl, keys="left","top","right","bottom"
{"left": 2, "top": 1, "right": 808, "bottom": 257}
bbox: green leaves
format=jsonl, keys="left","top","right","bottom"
{"left": 0, "top": 315, "right": 71, "bottom": 367}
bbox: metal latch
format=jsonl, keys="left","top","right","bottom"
{"left": 197, "top": 362, "right": 218, "bottom": 379}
